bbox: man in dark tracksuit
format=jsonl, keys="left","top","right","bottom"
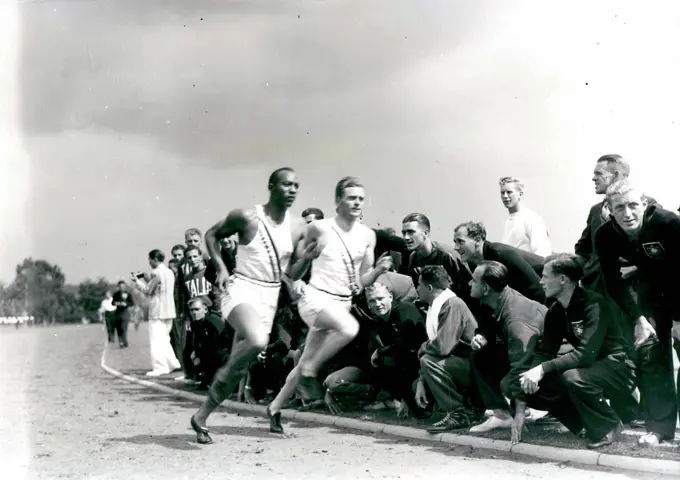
{"left": 595, "top": 183, "right": 680, "bottom": 445}
{"left": 574, "top": 154, "right": 632, "bottom": 294}
{"left": 310, "top": 283, "right": 427, "bottom": 416}
{"left": 467, "top": 261, "right": 547, "bottom": 434}
{"left": 506, "top": 253, "right": 637, "bottom": 448}
{"left": 186, "top": 297, "right": 233, "bottom": 388}
{"left": 364, "top": 283, "right": 427, "bottom": 417}
{"left": 399, "top": 214, "right": 474, "bottom": 299}
{"left": 575, "top": 155, "right": 660, "bottom": 428}
{"left": 453, "top": 222, "right": 545, "bottom": 305}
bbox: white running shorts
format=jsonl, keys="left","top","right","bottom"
{"left": 220, "top": 274, "right": 281, "bottom": 333}
{"left": 297, "top": 284, "right": 352, "bottom": 329}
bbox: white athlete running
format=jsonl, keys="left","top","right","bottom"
{"left": 266, "top": 176, "right": 393, "bottom": 434}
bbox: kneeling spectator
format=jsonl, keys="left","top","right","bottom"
{"left": 506, "top": 254, "right": 637, "bottom": 448}
{"left": 316, "top": 315, "right": 376, "bottom": 414}
{"left": 363, "top": 282, "right": 427, "bottom": 415}
{"left": 414, "top": 266, "right": 482, "bottom": 428}
{"left": 468, "top": 261, "right": 546, "bottom": 434}
{"left": 187, "top": 296, "right": 234, "bottom": 389}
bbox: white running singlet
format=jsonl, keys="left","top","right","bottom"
{"left": 221, "top": 205, "right": 293, "bottom": 329}
{"left": 234, "top": 205, "right": 293, "bottom": 283}
{"left": 308, "top": 217, "right": 371, "bottom": 297}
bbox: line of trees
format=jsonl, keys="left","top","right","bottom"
{"left": 0, "top": 258, "right": 134, "bottom": 325}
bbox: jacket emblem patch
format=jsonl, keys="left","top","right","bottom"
{"left": 642, "top": 242, "right": 665, "bottom": 259}
{"left": 571, "top": 320, "right": 585, "bottom": 339}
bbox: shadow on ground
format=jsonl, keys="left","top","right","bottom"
{"left": 104, "top": 340, "right": 680, "bottom": 463}
{"left": 106, "top": 434, "right": 203, "bottom": 452}
{"left": 103, "top": 378, "right": 674, "bottom": 477}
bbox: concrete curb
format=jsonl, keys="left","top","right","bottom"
{"left": 100, "top": 345, "right": 680, "bottom": 476}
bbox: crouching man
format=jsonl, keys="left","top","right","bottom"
{"left": 186, "top": 296, "right": 234, "bottom": 388}
{"left": 363, "top": 282, "right": 427, "bottom": 415}
{"left": 467, "top": 261, "right": 546, "bottom": 434}
{"left": 507, "top": 253, "right": 637, "bottom": 449}
{"left": 413, "top": 266, "right": 482, "bottom": 431}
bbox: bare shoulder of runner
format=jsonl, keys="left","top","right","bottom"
{"left": 223, "top": 208, "right": 259, "bottom": 242}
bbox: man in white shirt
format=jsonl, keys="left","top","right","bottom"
{"left": 499, "top": 177, "right": 552, "bottom": 257}
{"left": 98, "top": 291, "right": 117, "bottom": 343}
{"left": 133, "top": 249, "right": 181, "bottom": 377}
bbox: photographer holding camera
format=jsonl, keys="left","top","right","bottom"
{"left": 132, "top": 249, "right": 181, "bottom": 377}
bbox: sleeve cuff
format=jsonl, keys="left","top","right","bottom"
{"left": 541, "top": 360, "right": 556, "bottom": 374}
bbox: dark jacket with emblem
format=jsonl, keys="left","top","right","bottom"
{"left": 534, "top": 286, "right": 629, "bottom": 374}
{"left": 576, "top": 197, "right": 659, "bottom": 294}
{"left": 594, "top": 204, "right": 680, "bottom": 327}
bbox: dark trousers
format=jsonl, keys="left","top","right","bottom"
{"left": 471, "top": 344, "right": 511, "bottom": 411}
{"left": 420, "top": 353, "right": 483, "bottom": 414}
{"left": 198, "top": 349, "right": 230, "bottom": 386}
{"left": 370, "top": 351, "right": 422, "bottom": 411}
{"left": 170, "top": 317, "right": 187, "bottom": 372}
{"left": 504, "top": 354, "right": 637, "bottom": 442}
{"left": 503, "top": 370, "right": 584, "bottom": 434}
{"left": 249, "top": 352, "right": 292, "bottom": 400}
{"left": 323, "top": 366, "right": 374, "bottom": 407}
{"left": 561, "top": 354, "right": 637, "bottom": 441}
{"left": 104, "top": 312, "right": 116, "bottom": 343}
{"left": 182, "top": 330, "right": 198, "bottom": 380}
{"left": 635, "top": 336, "right": 678, "bottom": 438}
{"left": 114, "top": 311, "right": 130, "bottom": 346}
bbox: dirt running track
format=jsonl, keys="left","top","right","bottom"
{"left": 0, "top": 324, "right": 677, "bottom": 480}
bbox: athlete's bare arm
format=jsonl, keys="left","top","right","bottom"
{"left": 289, "top": 221, "right": 322, "bottom": 280}
{"left": 359, "top": 228, "right": 393, "bottom": 288}
{"left": 205, "top": 209, "right": 259, "bottom": 289}
{"left": 281, "top": 218, "right": 309, "bottom": 290}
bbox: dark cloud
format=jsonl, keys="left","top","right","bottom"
{"left": 19, "top": 0, "right": 496, "bottom": 167}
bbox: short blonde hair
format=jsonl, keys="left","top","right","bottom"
{"left": 606, "top": 180, "right": 645, "bottom": 207}
{"left": 499, "top": 176, "right": 524, "bottom": 194}
{"left": 185, "top": 228, "right": 202, "bottom": 240}
{"left": 365, "top": 282, "right": 391, "bottom": 298}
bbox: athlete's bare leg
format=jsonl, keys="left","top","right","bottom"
{"left": 268, "top": 327, "right": 328, "bottom": 415}
{"left": 191, "top": 304, "right": 269, "bottom": 443}
{"left": 298, "top": 309, "right": 359, "bottom": 378}
{"left": 267, "top": 309, "right": 359, "bottom": 433}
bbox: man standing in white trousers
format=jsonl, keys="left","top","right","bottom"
{"left": 133, "top": 249, "right": 181, "bottom": 376}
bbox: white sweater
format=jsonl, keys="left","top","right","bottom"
{"left": 501, "top": 207, "right": 552, "bottom": 257}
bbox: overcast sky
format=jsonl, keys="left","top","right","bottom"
{"left": 1, "top": 0, "right": 680, "bottom": 284}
